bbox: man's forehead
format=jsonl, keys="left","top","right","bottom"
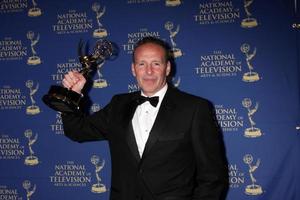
{"left": 135, "top": 42, "right": 165, "bottom": 50}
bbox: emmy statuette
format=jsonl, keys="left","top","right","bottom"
{"left": 42, "top": 39, "right": 113, "bottom": 113}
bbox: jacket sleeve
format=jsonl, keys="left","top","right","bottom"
{"left": 61, "top": 96, "right": 114, "bottom": 143}
{"left": 191, "top": 101, "right": 229, "bottom": 200}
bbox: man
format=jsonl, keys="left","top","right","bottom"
{"left": 61, "top": 37, "right": 228, "bottom": 200}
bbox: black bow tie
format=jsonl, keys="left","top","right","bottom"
{"left": 136, "top": 96, "right": 159, "bottom": 107}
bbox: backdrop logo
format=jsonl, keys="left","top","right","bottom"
{"left": 128, "top": 83, "right": 140, "bottom": 93}
{"left": 0, "top": 185, "right": 22, "bottom": 200}
{"left": 0, "top": 38, "right": 27, "bottom": 61}
{"left": 241, "top": 0, "right": 258, "bottom": 28}
{"left": 91, "top": 155, "right": 107, "bottom": 193}
{"left": 241, "top": 43, "right": 260, "bottom": 82}
{"left": 25, "top": 80, "right": 40, "bottom": 115}
{"left": 26, "top": 31, "right": 41, "bottom": 66}
{"left": 165, "top": 0, "right": 181, "bottom": 7}
{"left": 49, "top": 161, "right": 92, "bottom": 187}
{"left": 24, "top": 129, "right": 39, "bottom": 166}
{"left": 194, "top": 50, "right": 242, "bottom": 78}
{"left": 127, "top": 0, "right": 160, "bottom": 4}
{"left": 22, "top": 180, "right": 36, "bottom": 200}
{"left": 50, "top": 113, "right": 64, "bottom": 135}
{"left": 243, "top": 154, "right": 263, "bottom": 195}
{"left": 52, "top": 10, "right": 93, "bottom": 35}
{"left": 28, "top": 0, "right": 42, "bottom": 17}
{"left": 0, "top": 85, "right": 27, "bottom": 110}
{"left": 93, "top": 60, "right": 109, "bottom": 88}
{"left": 123, "top": 28, "right": 161, "bottom": 54}
{"left": 242, "top": 98, "right": 263, "bottom": 138}
{"left": 52, "top": 59, "right": 82, "bottom": 84}
{"left": 215, "top": 104, "right": 243, "bottom": 132}
{"left": 228, "top": 164, "right": 245, "bottom": 188}
{"left": 0, "top": 134, "right": 25, "bottom": 160}
{"left": 92, "top": 2, "right": 108, "bottom": 38}
{"left": 194, "top": 0, "right": 240, "bottom": 25}
{"left": 0, "top": 0, "right": 27, "bottom": 13}
{"left": 90, "top": 103, "right": 101, "bottom": 113}
{"left": 171, "top": 76, "right": 181, "bottom": 87}
{"left": 164, "top": 21, "right": 183, "bottom": 58}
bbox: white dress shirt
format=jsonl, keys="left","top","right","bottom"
{"left": 131, "top": 84, "right": 168, "bottom": 157}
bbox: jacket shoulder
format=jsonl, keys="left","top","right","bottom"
{"left": 112, "top": 91, "right": 139, "bottom": 100}
{"left": 108, "top": 91, "right": 139, "bottom": 106}
{"left": 170, "top": 87, "right": 212, "bottom": 107}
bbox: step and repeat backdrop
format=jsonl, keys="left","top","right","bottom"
{"left": 0, "top": 0, "right": 299, "bottom": 200}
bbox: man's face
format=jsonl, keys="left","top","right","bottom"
{"left": 131, "top": 43, "right": 171, "bottom": 97}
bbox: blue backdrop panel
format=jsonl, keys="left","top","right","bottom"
{"left": 0, "top": 0, "right": 299, "bottom": 200}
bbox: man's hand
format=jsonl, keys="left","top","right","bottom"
{"left": 62, "top": 71, "right": 86, "bottom": 94}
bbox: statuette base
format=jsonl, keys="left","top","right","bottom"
{"left": 25, "top": 156, "right": 39, "bottom": 166}
{"left": 91, "top": 184, "right": 107, "bottom": 193}
{"left": 26, "top": 106, "right": 40, "bottom": 115}
{"left": 244, "top": 128, "right": 262, "bottom": 138}
{"left": 27, "top": 56, "right": 41, "bottom": 65}
{"left": 93, "top": 79, "right": 108, "bottom": 88}
{"left": 245, "top": 184, "right": 263, "bottom": 195}
{"left": 93, "top": 29, "right": 108, "bottom": 38}
{"left": 28, "top": 8, "right": 42, "bottom": 17}
{"left": 243, "top": 72, "right": 260, "bottom": 82}
{"left": 241, "top": 18, "right": 258, "bottom": 28}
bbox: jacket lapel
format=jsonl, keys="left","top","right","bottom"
{"left": 123, "top": 87, "right": 178, "bottom": 162}
{"left": 123, "top": 93, "right": 141, "bottom": 163}
{"left": 142, "top": 87, "right": 176, "bottom": 159}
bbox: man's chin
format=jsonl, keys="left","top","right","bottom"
{"left": 140, "top": 87, "right": 157, "bottom": 96}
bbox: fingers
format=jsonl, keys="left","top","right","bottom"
{"left": 62, "top": 71, "right": 74, "bottom": 89}
{"left": 62, "top": 71, "right": 86, "bottom": 94}
{"left": 64, "top": 71, "right": 79, "bottom": 87}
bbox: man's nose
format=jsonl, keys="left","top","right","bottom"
{"left": 146, "top": 65, "right": 153, "bottom": 74}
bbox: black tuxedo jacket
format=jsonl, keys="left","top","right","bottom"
{"left": 62, "top": 86, "right": 228, "bottom": 200}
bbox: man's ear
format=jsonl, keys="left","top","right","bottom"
{"left": 131, "top": 63, "right": 136, "bottom": 77}
{"left": 166, "top": 61, "right": 171, "bottom": 76}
